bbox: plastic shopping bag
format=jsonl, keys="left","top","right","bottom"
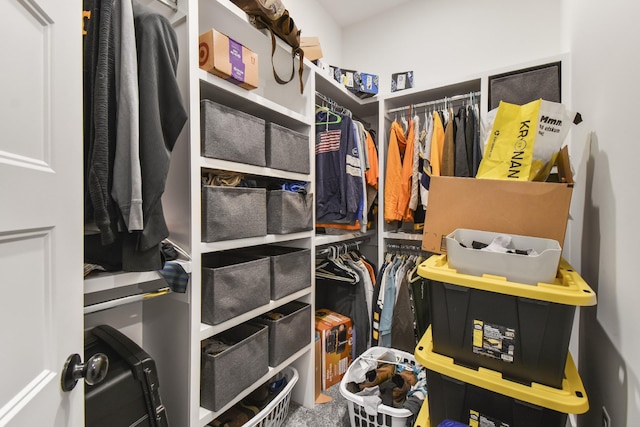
{"left": 477, "top": 99, "right": 572, "bottom": 181}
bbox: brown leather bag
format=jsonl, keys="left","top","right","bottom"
{"left": 230, "top": 0, "right": 305, "bottom": 93}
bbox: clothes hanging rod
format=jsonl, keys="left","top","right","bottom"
{"left": 84, "top": 287, "right": 171, "bottom": 315}
{"left": 315, "top": 91, "right": 373, "bottom": 128}
{"left": 315, "top": 91, "right": 337, "bottom": 107}
{"left": 316, "top": 238, "right": 368, "bottom": 252}
{"left": 385, "top": 242, "right": 427, "bottom": 254}
{"left": 316, "top": 237, "right": 371, "bottom": 254}
{"left": 387, "top": 91, "right": 481, "bottom": 114}
{"left": 316, "top": 92, "right": 351, "bottom": 116}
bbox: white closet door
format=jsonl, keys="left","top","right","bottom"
{"left": 0, "top": 0, "right": 83, "bottom": 425}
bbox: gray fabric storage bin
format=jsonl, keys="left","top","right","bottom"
{"left": 266, "top": 190, "right": 313, "bottom": 234}
{"left": 200, "top": 99, "right": 266, "bottom": 166}
{"left": 200, "top": 323, "right": 269, "bottom": 411}
{"left": 265, "top": 122, "right": 310, "bottom": 174}
{"left": 253, "top": 301, "right": 311, "bottom": 366}
{"left": 202, "top": 185, "right": 267, "bottom": 242}
{"left": 245, "top": 245, "right": 311, "bottom": 300}
{"left": 201, "top": 251, "right": 270, "bottom": 325}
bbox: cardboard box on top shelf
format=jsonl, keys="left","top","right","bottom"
{"left": 199, "top": 29, "right": 258, "bottom": 90}
{"left": 391, "top": 71, "right": 414, "bottom": 92}
{"left": 333, "top": 68, "right": 379, "bottom": 98}
{"left": 349, "top": 71, "right": 379, "bottom": 98}
{"left": 422, "top": 146, "right": 574, "bottom": 254}
{"left": 301, "top": 36, "right": 323, "bottom": 61}
{"left": 339, "top": 68, "right": 358, "bottom": 90}
{"left": 315, "top": 309, "right": 353, "bottom": 391}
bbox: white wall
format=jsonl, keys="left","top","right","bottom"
{"left": 341, "top": 0, "right": 564, "bottom": 95}
{"left": 566, "top": 1, "right": 640, "bottom": 426}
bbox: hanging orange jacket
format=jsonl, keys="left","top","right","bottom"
{"left": 384, "top": 119, "right": 414, "bottom": 222}
{"left": 364, "top": 130, "right": 379, "bottom": 189}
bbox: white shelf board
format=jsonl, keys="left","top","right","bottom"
{"left": 84, "top": 259, "right": 192, "bottom": 295}
{"left": 382, "top": 77, "right": 482, "bottom": 112}
{"left": 199, "top": 157, "right": 310, "bottom": 181}
{"left": 200, "top": 231, "right": 313, "bottom": 253}
{"left": 314, "top": 229, "right": 377, "bottom": 247}
{"left": 383, "top": 231, "right": 424, "bottom": 241}
{"left": 199, "top": 71, "right": 310, "bottom": 126}
{"left": 199, "top": 287, "right": 312, "bottom": 340}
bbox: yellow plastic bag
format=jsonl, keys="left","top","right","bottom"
{"left": 477, "top": 99, "right": 572, "bottom": 181}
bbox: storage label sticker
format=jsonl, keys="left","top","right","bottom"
{"left": 469, "top": 409, "right": 510, "bottom": 427}
{"left": 472, "top": 320, "right": 515, "bottom": 362}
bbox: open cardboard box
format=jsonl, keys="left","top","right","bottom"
{"left": 301, "top": 36, "right": 323, "bottom": 61}
{"left": 422, "top": 146, "right": 573, "bottom": 253}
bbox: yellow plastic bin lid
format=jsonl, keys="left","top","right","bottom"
{"left": 414, "top": 397, "right": 431, "bottom": 427}
{"left": 417, "top": 254, "right": 597, "bottom": 306}
{"left": 415, "top": 327, "right": 590, "bottom": 415}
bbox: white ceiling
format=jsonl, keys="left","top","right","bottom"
{"left": 317, "top": 0, "right": 412, "bottom": 27}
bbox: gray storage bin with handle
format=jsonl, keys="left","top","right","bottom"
{"left": 201, "top": 251, "right": 270, "bottom": 325}
{"left": 200, "top": 99, "right": 266, "bottom": 166}
{"left": 267, "top": 189, "right": 313, "bottom": 234}
{"left": 201, "top": 185, "right": 267, "bottom": 242}
{"left": 253, "top": 301, "right": 312, "bottom": 366}
{"left": 200, "top": 323, "right": 269, "bottom": 411}
{"left": 265, "top": 122, "right": 310, "bottom": 174}
{"left": 244, "top": 245, "right": 311, "bottom": 299}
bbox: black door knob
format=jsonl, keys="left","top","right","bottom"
{"left": 60, "top": 352, "right": 109, "bottom": 392}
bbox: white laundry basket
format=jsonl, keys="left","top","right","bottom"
{"left": 340, "top": 347, "right": 420, "bottom": 427}
{"left": 244, "top": 366, "right": 299, "bottom": 427}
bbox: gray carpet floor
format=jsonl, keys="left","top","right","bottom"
{"left": 282, "top": 383, "right": 351, "bottom": 427}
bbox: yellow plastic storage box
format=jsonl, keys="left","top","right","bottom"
{"left": 414, "top": 397, "right": 431, "bottom": 427}
{"left": 417, "top": 254, "right": 596, "bottom": 389}
{"left": 415, "top": 327, "right": 589, "bottom": 427}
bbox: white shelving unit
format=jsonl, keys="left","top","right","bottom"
{"left": 189, "top": 1, "right": 316, "bottom": 426}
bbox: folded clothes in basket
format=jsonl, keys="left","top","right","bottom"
{"left": 346, "top": 349, "right": 396, "bottom": 383}
{"left": 341, "top": 347, "right": 427, "bottom": 427}
{"left": 359, "top": 363, "right": 396, "bottom": 390}
{"left": 346, "top": 357, "right": 426, "bottom": 411}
